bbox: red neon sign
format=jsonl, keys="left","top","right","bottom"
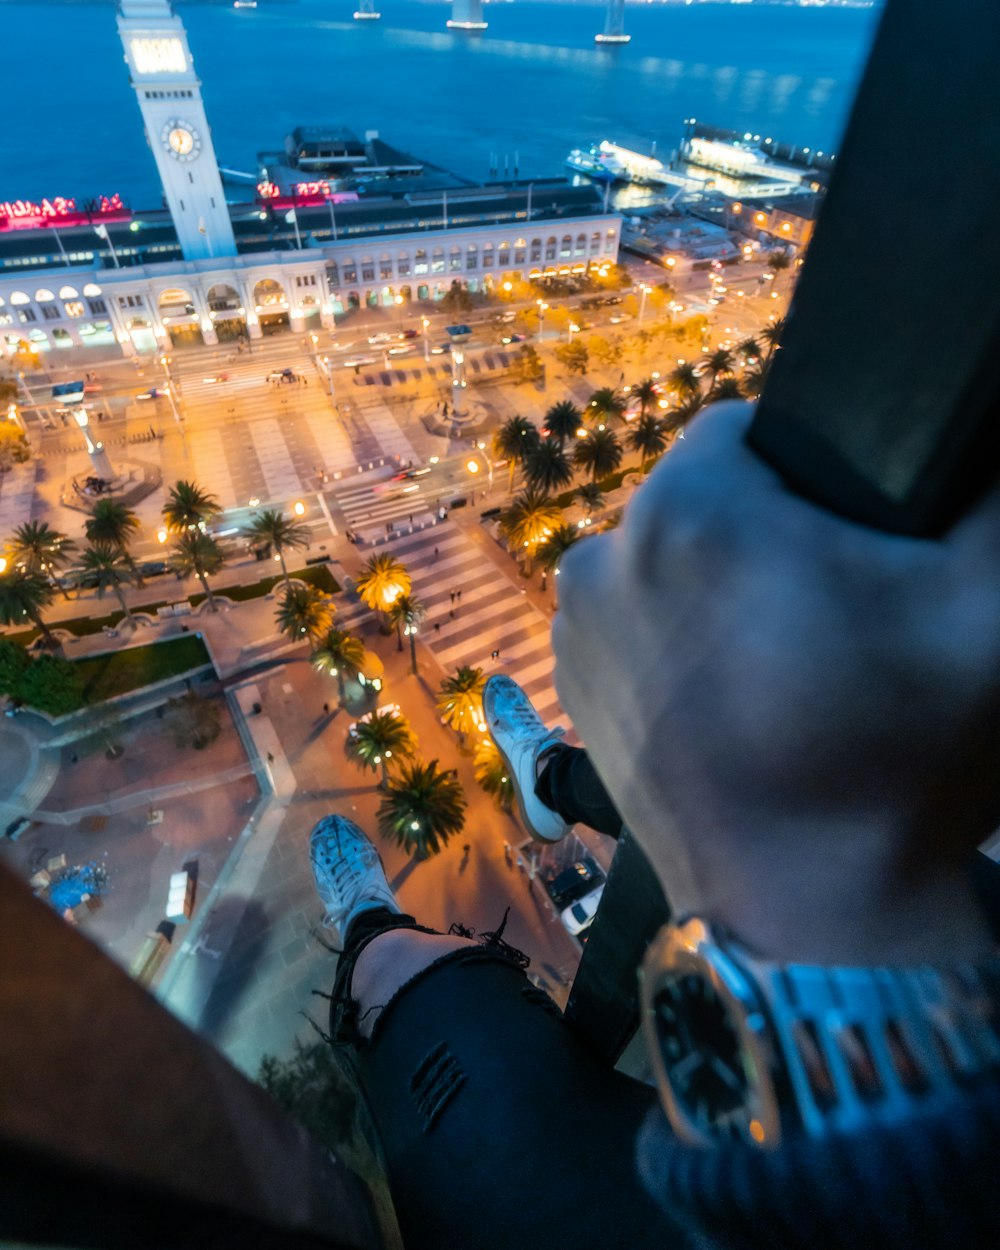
{"left": 255, "top": 181, "right": 359, "bottom": 211}
{"left": 0, "top": 193, "right": 131, "bottom": 232}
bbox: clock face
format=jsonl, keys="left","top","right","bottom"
{"left": 651, "top": 973, "right": 752, "bottom": 1140}
{"left": 162, "top": 121, "right": 201, "bottom": 163}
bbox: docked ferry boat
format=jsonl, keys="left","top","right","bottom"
{"left": 565, "top": 145, "right": 620, "bottom": 184}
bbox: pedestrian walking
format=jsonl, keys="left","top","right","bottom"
{"left": 408, "top": 513, "right": 413, "bottom": 525}
{"left": 491, "top": 649, "right": 500, "bottom": 661}
{"left": 433, "top": 547, "right": 439, "bottom": 560}
{"left": 450, "top": 590, "right": 456, "bottom": 605}
{"left": 267, "top": 751, "right": 275, "bottom": 764}
{"left": 434, "top": 622, "right": 441, "bottom": 633}
{"left": 323, "top": 703, "right": 330, "bottom": 715}
{"left": 457, "top": 590, "right": 462, "bottom": 603}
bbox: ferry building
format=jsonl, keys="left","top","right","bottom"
{"left": 0, "top": 0, "right": 621, "bottom": 360}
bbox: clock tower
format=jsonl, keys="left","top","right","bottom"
{"left": 116, "top": 0, "right": 236, "bottom": 260}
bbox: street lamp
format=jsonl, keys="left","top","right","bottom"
{"left": 475, "top": 439, "right": 495, "bottom": 489}
{"left": 422, "top": 316, "right": 430, "bottom": 362}
{"left": 293, "top": 500, "right": 306, "bottom": 517}
{"left": 567, "top": 321, "right": 580, "bottom": 344}
{"left": 536, "top": 300, "right": 548, "bottom": 344}
{"left": 638, "top": 283, "right": 651, "bottom": 325}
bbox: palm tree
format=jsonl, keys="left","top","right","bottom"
{"left": 628, "top": 412, "right": 669, "bottom": 472}
{"left": 768, "top": 249, "right": 792, "bottom": 291}
{"left": 84, "top": 499, "right": 142, "bottom": 584}
{"left": 276, "top": 583, "right": 334, "bottom": 644}
{"left": 741, "top": 360, "right": 769, "bottom": 400}
{"left": 243, "top": 509, "right": 310, "bottom": 595}
{"left": 170, "top": 530, "right": 227, "bottom": 612}
{"left": 575, "top": 482, "right": 605, "bottom": 516}
{"left": 542, "top": 400, "right": 582, "bottom": 446}
{"left": 75, "top": 545, "right": 137, "bottom": 626}
{"left": 631, "top": 378, "right": 659, "bottom": 419}
{"left": 587, "top": 386, "right": 627, "bottom": 428}
{"left": 312, "top": 626, "right": 367, "bottom": 705}
{"left": 377, "top": 759, "right": 467, "bottom": 857}
{"left": 759, "top": 317, "right": 786, "bottom": 363}
{"left": 0, "top": 570, "right": 57, "bottom": 649}
{"left": 523, "top": 438, "right": 574, "bottom": 496}
{"left": 536, "top": 523, "right": 581, "bottom": 608}
{"left": 701, "top": 348, "right": 735, "bottom": 386}
{"left": 346, "top": 708, "right": 416, "bottom": 789}
{"left": 474, "top": 739, "right": 514, "bottom": 812}
{"left": 492, "top": 416, "right": 540, "bottom": 489}
{"left": 499, "top": 490, "right": 562, "bottom": 575}
{"left": 735, "top": 336, "right": 761, "bottom": 365}
{"left": 667, "top": 361, "right": 702, "bottom": 399}
{"left": 9, "top": 521, "right": 77, "bottom": 599}
{"left": 355, "top": 552, "right": 412, "bottom": 626}
{"left": 436, "top": 665, "right": 486, "bottom": 741}
{"left": 162, "top": 479, "right": 221, "bottom": 533}
{"left": 573, "top": 426, "right": 623, "bottom": 485}
{"left": 388, "top": 592, "right": 427, "bottom": 674}
{"left": 671, "top": 391, "right": 707, "bottom": 430}
{"left": 708, "top": 377, "right": 746, "bottom": 402}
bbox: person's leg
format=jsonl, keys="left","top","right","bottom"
{"left": 483, "top": 674, "right": 624, "bottom": 841}
{"left": 311, "top": 813, "right": 674, "bottom": 1250}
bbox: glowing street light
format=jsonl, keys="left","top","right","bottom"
{"left": 638, "top": 282, "right": 651, "bottom": 325}
{"left": 466, "top": 459, "right": 481, "bottom": 475}
{"left": 536, "top": 299, "right": 548, "bottom": 343}
{"left": 293, "top": 500, "right": 306, "bottom": 516}
{"left": 567, "top": 321, "right": 580, "bottom": 344}
{"left": 157, "top": 528, "right": 168, "bottom": 544}
{"left": 422, "top": 316, "right": 430, "bottom": 362}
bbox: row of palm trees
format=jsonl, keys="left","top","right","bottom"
{"left": 0, "top": 479, "right": 324, "bottom": 645}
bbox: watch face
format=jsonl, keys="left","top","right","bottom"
{"left": 651, "top": 973, "right": 751, "bottom": 1139}
{"left": 162, "top": 121, "right": 201, "bottom": 162}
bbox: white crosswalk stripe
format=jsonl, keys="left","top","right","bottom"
{"left": 336, "top": 525, "right": 567, "bottom": 727}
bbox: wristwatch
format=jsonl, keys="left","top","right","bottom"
{"left": 639, "top": 916, "right": 1000, "bottom": 1149}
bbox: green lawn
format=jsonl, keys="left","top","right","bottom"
{"left": 72, "top": 635, "right": 211, "bottom": 706}
{"left": 190, "top": 563, "right": 339, "bottom": 606}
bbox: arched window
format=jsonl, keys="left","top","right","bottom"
{"left": 449, "top": 246, "right": 462, "bottom": 272}
{"left": 414, "top": 249, "right": 428, "bottom": 275}
{"left": 545, "top": 236, "right": 557, "bottom": 261}
{"left": 466, "top": 246, "right": 478, "bottom": 272}
{"left": 530, "top": 238, "right": 542, "bottom": 263}
{"left": 575, "top": 234, "right": 587, "bottom": 256}
{"left": 9, "top": 291, "right": 30, "bottom": 306}
{"left": 591, "top": 232, "right": 601, "bottom": 253}
{"left": 560, "top": 235, "right": 572, "bottom": 258}
{"left": 361, "top": 256, "right": 375, "bottom": 282}
{"left": 341, "top": 258, "right": 357, "bottom": 283}
{"left": 58, "top": 285, "right": 78, "bottom": 299}
{"left": 82, "top": 283, "right": 102, "bottom": 297}
{"left": 498, "top": 241, "right": 510, "bottom": 266}
{"left": 35, "top": 288, "right": 56, "bottom": 302}
{"left": 431, "top": 247, "right": 445, "bottom": 274}
{"left": 514, "top": 238, "right": 527, "bottom": 264}
{"left": 397, "top": 251, "right": 411, "bottom": 277}
{"left": 380, "top": 253, "right": 393, "bottom": 280}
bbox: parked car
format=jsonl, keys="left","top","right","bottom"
{"left": 347, "top": 702, "right": 400, "bottom": 740}
{"left": 600, "top": 296, "right": 623, "bottom": 306}
{"left": 138, "top": 560, "right": 170, "bottom": 578}
{"left": 401, "top": 328, "right": 419, "bottom": 339}
{"left": 135, "top": 387, "right": 165, "bottom": 401}
{"left": 608, "top": 313, "right": 632, "bottom": 324}
{"left": 501, "top": 333, "right": 527, "bottom": 344}
{"left": 561, "top": 883, "right": 605, "bottom": 938}
{"left": 430, "top": 343, "right": 449, "bottom": 355}
{"left": 544, "top": 856, "right": 605, "bottom": 911}
{"left": 342, "top": 356, "right": 376, "bottom": 369}
{"left": 266, "top": 367, "right": 297, "bottom": 382}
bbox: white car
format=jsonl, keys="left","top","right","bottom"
{"left": 367, "top": 331, "right": 396, "bottom": 346}
{"left": 387, "top": 344, "right": 413, "bottom": 356}
{"left": 347, "top": 702, "right": 400, "bottom": 740}
{"left": 342, "top": 356, "right": 376, "bottom": 369}
{"left": 561, "top": 883, "right": 605, "bottom": 937}
{"left": 608, "top": 313, "right": 632, "bottom": 324}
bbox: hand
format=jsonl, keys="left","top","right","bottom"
{"left": 552, "top": 402, "right": 1000, "bottom": 961}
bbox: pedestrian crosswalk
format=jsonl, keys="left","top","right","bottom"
{"left": 335, "top": 525, "right": 566, "bottom": 730}
{"left": 331, "top": 476, "right": 447, "bottom": 535}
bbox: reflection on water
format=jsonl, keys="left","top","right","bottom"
{"left": 2, "top": 0, "right": 879, "bottom": 203}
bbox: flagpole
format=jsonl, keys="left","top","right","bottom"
{"left": 442, "top": 190, "right": 447, "bottom": 232}
{"left": 49, "top": 225, "right": 71, "bottom": 267}
{"left": 328, "top": 197, "right": 338, "bottom": 241}
{"left": 95, "top": 222, "right": 121, "bottom": 268}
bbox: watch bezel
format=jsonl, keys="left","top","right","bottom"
{"left": 640, "top": 917, "right": 784, "bottom": 1149}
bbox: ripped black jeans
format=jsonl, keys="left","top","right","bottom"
{"left": 326, "top": 747, "right": 678, "bottom": 1250}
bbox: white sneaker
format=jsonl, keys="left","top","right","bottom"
{"left": 483, "top": 675, "right": 572, "bottom": 843}
{"left": 309, "top": 815, "right": 400, "bottom": 934}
